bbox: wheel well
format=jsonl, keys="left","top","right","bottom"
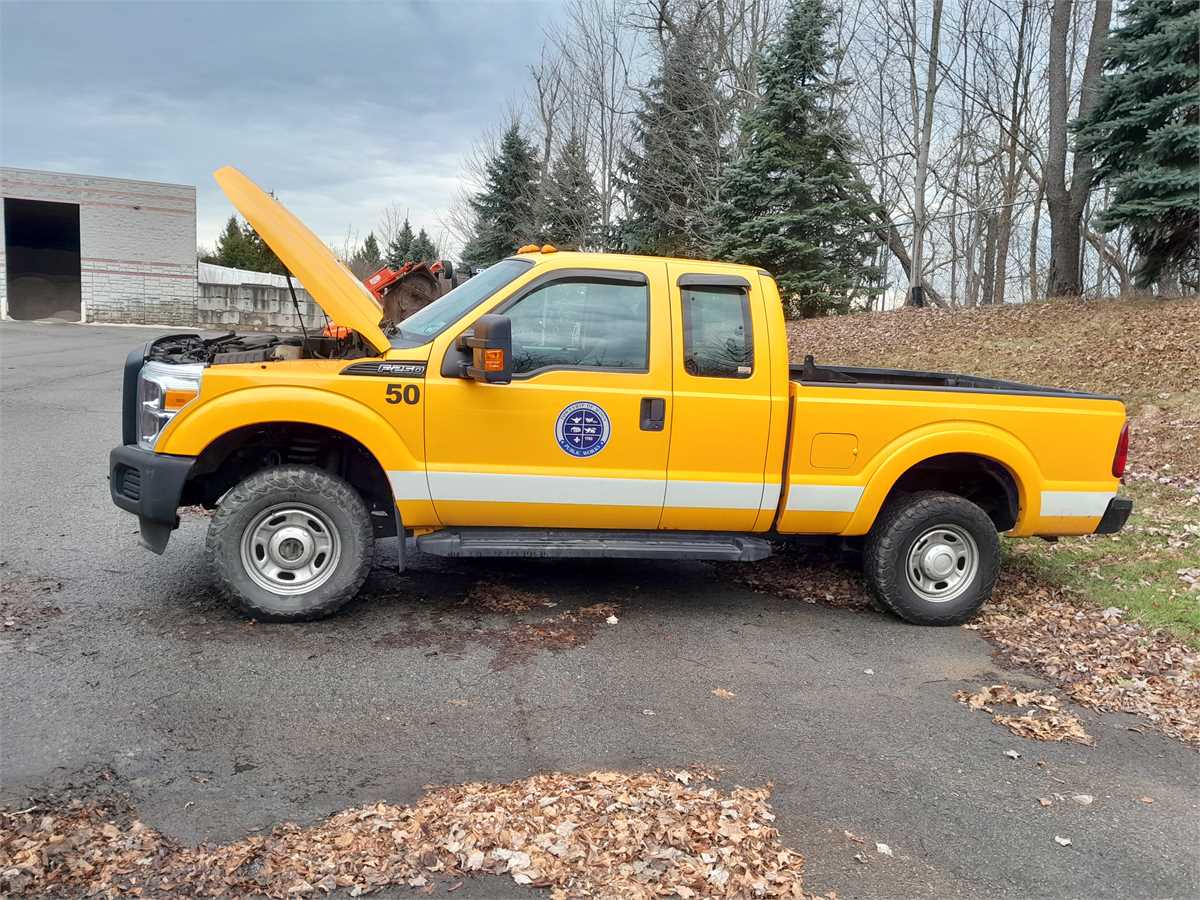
{"left": 180, "top": 422, "right": 397, "bottom": 537}
{"left": 885, "top": 453, "right": 1019, "bottom": 531}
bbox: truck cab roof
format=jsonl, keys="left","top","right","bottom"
{"left": 508, "top": 247, "right": 769, "bottom": 279}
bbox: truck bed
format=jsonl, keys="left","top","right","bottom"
{"left": 790, "top": 356, "right": 1115, "bottom": 400}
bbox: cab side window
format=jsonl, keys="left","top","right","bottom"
{"left": 681, "top": 285, "right": 754, "bottom": 378}
{"left": 505, "top": 276, "right": 649, "bottom": 375}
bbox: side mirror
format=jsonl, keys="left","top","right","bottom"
{"left": 461, "top": 314, "right": 512, "bottom": 384}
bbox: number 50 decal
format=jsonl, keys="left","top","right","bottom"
{"left": 385, "top": 383, "right": 421, "bottom": 405}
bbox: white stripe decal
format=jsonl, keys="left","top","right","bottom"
{"left": 390, "top": 470, "right": 862, "bottom": 514}
{"left": 388, "top": 470, "right": 432, "bottom": 503}
{"left": 664, "top": 479, "right": 766, "bottom": 510}
{"left": 760, "top": 482, "right": 782, "bottom": 512}
{"left": 427, "top": 471, "right": 667, "bottom": 507}
{"left": 785, "top": 484, "right": 864, "bottom": 513}
{"left": 1040, "top": 490, "right": 1114, "bottom": 517}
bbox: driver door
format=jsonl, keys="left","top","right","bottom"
{"left": 423, "top": 263, "right": 673, "bottom": 529}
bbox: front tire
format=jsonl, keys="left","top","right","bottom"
{"left": 205, "top": 465, "right": 374, "bottom": 621}
{"left": 863, "top": 491, "right": 999, "bottom": 625}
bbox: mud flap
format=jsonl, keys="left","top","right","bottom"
{"left": 139, "top": 517, "right": 175, "bottom": 555}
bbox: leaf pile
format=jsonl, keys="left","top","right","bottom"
{"left": 727, "top": 544, "right": 867, "bottom": 610}
{"left": 463, "top": 581, "right": 556, "bottom": 615}
{"left": 976, "top": 570, "right": 1200, "bottom": 746}
{"left": 955, "top": 684, "right": 1095, "bottom": 745}
{"left": 790, "top": 297, "right": 1200, "bottom": 483}
{"left": 0, "top": 769, "right": 807, "bottom": 899}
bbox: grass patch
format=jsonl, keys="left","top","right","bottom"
{"left": 1008, "top": 480, "right": 1200, "bottom": 644}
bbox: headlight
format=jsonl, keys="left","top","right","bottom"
{"left": 137, "top": 360, "right": 203, "bottom": 450}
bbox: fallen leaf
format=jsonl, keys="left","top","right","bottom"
{"left": 0, "top": 768, "right": 812, "bottom": 898}
{"left": 1038, "top": 798, "right": 1053, "bottom": 808}
{"left": 1138, "top": 796, "right": 1155, "bottom": 804}
{"left": 711, "top": 688, "right": 737, "bottom": 700}
{"left": 957, "top": 685, "right": 1095, "bottom": 745}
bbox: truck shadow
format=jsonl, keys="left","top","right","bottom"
{"left": 116, "top": 542, "right": 879, "bottom": 670}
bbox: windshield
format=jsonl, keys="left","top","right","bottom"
{"left": 390, "top": 258, "right": 534, "bottom": 347}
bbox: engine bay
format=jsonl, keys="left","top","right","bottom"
{"left": 146, "top": 331, "right": 373, "bottom": 366}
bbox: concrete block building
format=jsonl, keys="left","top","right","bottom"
{"left": 0, "top": 167, "right": 197, "bottom": 324}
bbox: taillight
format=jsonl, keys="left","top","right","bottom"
{"left": 1112, "top": 422, "right": 1130, "bottom": 478}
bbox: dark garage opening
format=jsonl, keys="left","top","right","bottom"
{"left": 4, "top": 198, "right": 82, "bottom": 321}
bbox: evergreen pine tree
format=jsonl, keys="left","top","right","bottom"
{"left": 242, "top": 220, "right": 287, "bottom": 275}
{"left": 387, "top": 219, "right": 415, "bottom": 267}
{"left": 620, "top": 25, "right": 729, "bottom": 257}
{"left": 350, "top": 232, "right": 384, "bottom": 277}
{"left": 410, "top": 228, "right": 438, "bottom": 263}
{"left": 205, "top": 215, "right": 255, "bottom": 269}
{"left": 709, "top": 0, "right": 879, "bottom": 316}
{"left": 361, "top": 232, "right": 382, "bottom": 268}
{"left": 542, "top": 132, "right": 600, "bottom": 250}
{"left": 463, "top": 124, "right": 541, "bottom": 268}
{"left": 1073, "top": 0, "right": 1200, "bottom": 290}
{"left": 204, "top": 215, "right": 285, "bottom": 274}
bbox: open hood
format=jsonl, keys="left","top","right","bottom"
{"left": 213, "top": 166, "right": 390, "bottom": 354}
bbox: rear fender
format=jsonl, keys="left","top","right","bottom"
{"left": 844, "top": 422, "right": 1040, "bottom": 536}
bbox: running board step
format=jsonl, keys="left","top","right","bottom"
{"left": 414, "top": 528, "right": 773, "bottom": 562}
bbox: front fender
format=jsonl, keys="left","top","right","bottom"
{"left": 844, "top": 421, "right": 1041, "bottom": 535}
{"left": 157, "top": 385, "right": 416, "bottom": 470}
{"left": 155, "top": 386, "right": 437, "bottom": 527}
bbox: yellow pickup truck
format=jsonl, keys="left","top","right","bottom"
{"left": 110, "top": 167, "right": 1132, "bottom": 625}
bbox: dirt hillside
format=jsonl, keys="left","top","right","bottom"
{"left": 787, "top": 297, "right": 1200, "bottom": 482}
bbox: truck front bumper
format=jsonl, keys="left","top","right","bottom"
{"left": 1094, "top": 497, "right": 1133, "bottom": 535}
{"left": 109, "top": 445, "right": 196, "bottom": 554}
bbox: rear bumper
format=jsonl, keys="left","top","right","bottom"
{"left": 109, "top": 445, "right": 195, "bottom": 554}
{"left": 1094, "top": 497, "right": 1133, "bottom": 535}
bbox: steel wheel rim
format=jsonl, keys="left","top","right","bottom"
{"left": 239, "top": 503, "right": 340, "bottom": 596}
{"left": 905, "top": 523, "right": 978, "bottom": 603}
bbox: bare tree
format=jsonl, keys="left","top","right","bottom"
{"left": 905, "top": 0, "right": 945, "bottom": 306}
{"left": 375, "top": 205, "right": 408, "bottom": 257}
{"left": 985, "top": 0, "right": 1034, "bottom": 305}
{"left": 550, "top": 0, "right": 640, "bottom": 246}
{"left": 1044, "top": 0, "right": 1112, "bottom": 297}
{"left": 529, "top": 47, "right": 567, "bottom": 176}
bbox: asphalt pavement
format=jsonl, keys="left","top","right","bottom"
{"left": 1, "top": 319, "right": 1197, "bottom": 899}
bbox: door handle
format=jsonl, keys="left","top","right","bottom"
{"left": 639, "top": 397, "right": 666, "bottom": 431}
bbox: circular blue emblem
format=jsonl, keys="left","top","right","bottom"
{"left": 555, "top": 401, "right": 611, "bottom": 458}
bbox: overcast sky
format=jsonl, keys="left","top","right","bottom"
{"left": 1, "top": 1, "right": 559, "bottom": 253}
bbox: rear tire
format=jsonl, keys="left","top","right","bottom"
{"left": 863, "top": 490, "right": 999, "bottom": 625}
{"left": 205, "top": 465, "right": 374, "bottom": 621}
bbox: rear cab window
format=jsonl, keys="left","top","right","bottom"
{"left": 680, "top": 278, "right": 754, "bottom": 378}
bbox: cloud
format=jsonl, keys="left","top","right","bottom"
{"left": 1, "top": 0, "right": 559, "bottom": 253}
